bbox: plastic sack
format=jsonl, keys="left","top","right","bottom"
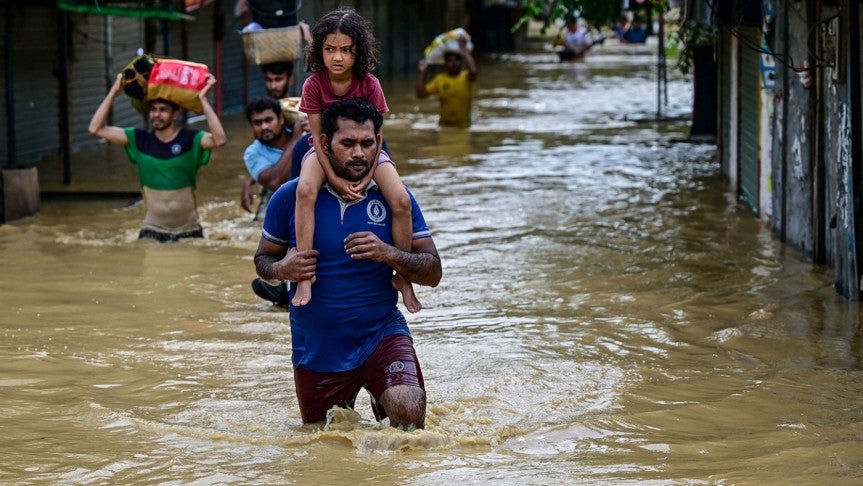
{"left": 423, "top": 28, "right": 473, "bottom": 64}
{"left": 145, "top": 59, "right": 210, "bottom": 114}
{"left": 121, "top": 53, "right": 159, "bottom": 116}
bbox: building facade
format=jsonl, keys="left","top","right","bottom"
{"left": 689, "top": 0, "right": 863, "bottom": 298}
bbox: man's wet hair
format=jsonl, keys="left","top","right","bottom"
{"left": 321, "top": 98, "right": 383, "bottom": 142}
{"left": 150, "top": 97, "right": 180, "bottom": 111}
{"left": 261, "top": 61, "right": 294, "bottom": 75}
{"left": 245, "top": 97, "right": 282, "bottom": 123}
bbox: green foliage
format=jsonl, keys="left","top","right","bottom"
{"left": 670, "top": 20, "right": 717, "bottom": 74}
{"left": 513, "top": 0, "right": 666, "bottom": 33}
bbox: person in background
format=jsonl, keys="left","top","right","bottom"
{"left": 88, "top": 73, "right": 227, "bottom": 242}
{"left": 556, "top": 15, "right": 594, "bottom": 61}
{"left": 260, "top": 61, "right": 293, "bottom": 99}
{"left": 253, "top": 98, "right": 442, "bottom": 428}
{"left": 243, "top": 97, "right": 307, "bottom": 307}
{"left": 242, "top": 97, "right": 306, "bottom": 220}
{"left": 416, "top": 34, "right": 479, "bottom": 128}
{"left": 241, "top": 61, "right": 307, "bottom": 217}
{"left": 612, "top": 15, "right": 630, "bottom": 41}
{"left": 622, "top": 17, "right": 649, "bottom": 44}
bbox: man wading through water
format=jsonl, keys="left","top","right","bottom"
{"left": 89, "top": 73, "right": 227, "bottom": 242}
{"left": 254, "top": 99, "right": 442, "bottom": 427}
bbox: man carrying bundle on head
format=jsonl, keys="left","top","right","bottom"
{"left": 88, "top": 72, "right": 227, "bottom": 242}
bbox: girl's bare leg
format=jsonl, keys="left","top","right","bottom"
{"left": 374, "top": 162, "right": 422, "bottom": 313}
{"left": 293, "top": 153, "right": 326, "bottom": 306}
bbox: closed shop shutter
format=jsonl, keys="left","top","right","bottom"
{"left": 719, "top": 27, "right": 732, "bottom": 179}
{"left": 67, "top": 14, "right": 107, "bottom": 149}
{"left": 221, "top": 8, "right": 247, "bottom": 113}
{"left": 738, "top": 26, "right": 761, "bottom": 212}
{"left": 8, "top": 6, "right": 60, "bottom": 166}
{"left": 108, "top": 16, "right": 147, "bottom": 130}
{"left": 66, "top": 15, "right": 145, "bottom": 149}
{"left": 0, "top": 6, "right": 7, "bottom": 166}
{"left": 185, "top": 9, "right": 215, "bottom": 69}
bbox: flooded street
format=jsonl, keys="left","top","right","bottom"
{"left": 3, "top": 41, "right": 863, "bottom": 484}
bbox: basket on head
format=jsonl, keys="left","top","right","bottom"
{"left": 241, "top": 25, "right": 301, "bottom": 65}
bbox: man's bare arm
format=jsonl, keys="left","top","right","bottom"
{"left": 254, "top": 237, "right": 318, "bottom": 284}
{"left": 344, "top": 232, "right": 442, "bottom": 287}
{"left": 198, "top": 74, "right": 228, "bottom": 150}
{"left": 88, "top": 73, "right": 129, "bottom": 145}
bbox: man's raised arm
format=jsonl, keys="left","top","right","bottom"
{"left": 88, "top": 73, "right": 129, "bottom": 146}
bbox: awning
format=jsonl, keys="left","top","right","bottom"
{"left": 57, "top": 1, "right": 213, "bottom": 21}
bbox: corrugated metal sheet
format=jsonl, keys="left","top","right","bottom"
{"left": 67, "top": 14, "right": 107, "bottom": 149}
{"left": 719, "top": 27, "right": 732, "bottom": 179}
{"left": 183, "top": 7, "right": 215, "bottom": 69}
{"left": 738, "top": 27, "right": 760, "bottom": 212}
{"left": 8, "top": 5, "right": 60, "bottom": 166}
{"left": 66, "top": 14, "right": 144, "bottom": 149}
{"left": 0, "top": 6, "right": 8, "bottom": 167}
{"left": 221, "top": 7, "right": 247, "bottom": 113}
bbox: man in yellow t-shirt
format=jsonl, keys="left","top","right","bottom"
{"left": 416, "top": 35, "right": 478, "bottom": 128}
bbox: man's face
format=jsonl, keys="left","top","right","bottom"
{"left": 249, "top": 109, "right": 285, "bottom": 145}
{"left": 324, "top": 118, "right": 379, "bottom": 182}
{"left": 444, "top": 53, "right": 463, "bottom": 76}
{"left": 263, "top": 71, "right": 291, "bottom": 98}
{"left": 149, "top": 101, "right": 177, "bottom": 130}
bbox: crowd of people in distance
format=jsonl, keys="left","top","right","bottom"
{"left": 555, "top": 12, "right": 650, "bottom": 62}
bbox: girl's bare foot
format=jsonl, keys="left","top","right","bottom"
{"left": 393, "top": 273, "right": 421, "bottom": 313}
{"left": 292, "top": 279, "right": 312, "bottom": 306}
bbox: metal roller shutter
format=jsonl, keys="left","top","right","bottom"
{"left": 738, "top": 27, "right": 761, "bottom": 211}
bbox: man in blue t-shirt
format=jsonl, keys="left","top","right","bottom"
{"left": 253, "top": 99, "right": 442, "bottom": 429}
{"left": 242, "top": 97, "right": 308, "bottom": 307}
{"left": 242, "top": 97, "right": 307, "bottom": 221}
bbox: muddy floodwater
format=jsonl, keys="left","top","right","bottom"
{"left": 2, "top": 41, "right": 862, "bottom": 484}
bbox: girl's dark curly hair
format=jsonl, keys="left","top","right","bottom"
{"left": 305, "top": 7, "right": 380, "bottom": 79}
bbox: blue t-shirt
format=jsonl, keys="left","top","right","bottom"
{"left": 243, "top": 131, "right": 309, "bottom": 183}
{"left": 262, "top": 179, "right": 432, "bottom": 372}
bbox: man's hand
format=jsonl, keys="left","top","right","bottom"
{"left": 274, "top": 247, "right": 319, "bottom": 282}
{"left": 241, "top": 178, "right": 256, "bottom": 213}
{"left": 297, "top": 113, "right": 311, "bottom": 133}
{"left": 111, "top": 73, "right": 124, "bottom": 94}
{"left": 292, "top": 116, "right": 308, "bottom": 138}
{"left": 199, "top": 73, "right": 217, "bottom": 101}
{"left": 458, "top": 34, "right": 468, "bottom": 50}
{"left": 418, "top": 59, "right": 429, "bottom": 72}
{"left": 344, "top": 231, "right": 395, "bottom": 262}
{"left": 344, "top": 232, "right": 442, "bottom": 288}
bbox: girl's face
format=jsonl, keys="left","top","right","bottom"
{"left": 322, "top": 30, "right": 356, "bottom": 77}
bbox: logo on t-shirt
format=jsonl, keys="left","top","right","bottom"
{"left": 366, "top": 199, "right": 387, "bottom": 224}
{"left": 170, "top": 143, "right": 182, "bottom": 155}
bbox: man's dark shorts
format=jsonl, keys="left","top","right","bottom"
{"left": 293, "top": 334, "right": 425, "bottom": 424}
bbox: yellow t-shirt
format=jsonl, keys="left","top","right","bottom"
{"left": 425, "top": 70, "right": 475, "bottom": 128}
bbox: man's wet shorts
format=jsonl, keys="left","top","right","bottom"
{"left": 293, "top": 334, "right": 425, "bottom": 424}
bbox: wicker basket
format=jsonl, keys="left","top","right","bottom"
{"left": 241, "top": 25, "right": 301, "bottom": 65}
